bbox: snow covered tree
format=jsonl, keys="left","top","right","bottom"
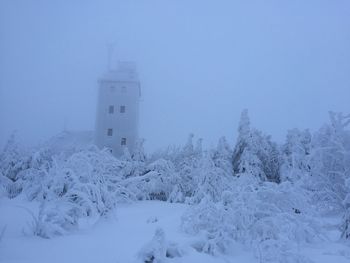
{"left": 16, "top": 147, "right": 55, "bottom": 201}
{"left": 182, "top": 133, "right": 194, "bottom": 157}
{"left": 232, "top": 110, "right": 281, "bottom": 182}
{"left": 280, "top": 128, "right": 311, "bottom": 182}
{"left": 233, "top": 110, "right": 266, "bottom": 181}
{"left": 171, "top": 134, "right": 202, "bottom": 201}
{"left": 0, "top": 132, "right": 30, "bottom": 182}
{"left": 0, "top": 132, "right": 32, "bottom": 198}
{"left": 194, "top": 137, "right": 203, "bottom": 157}
{"left": 307, "top": 112, "right": 350, "bottom": 214}
{"left": 190, "top": 151, "right": 232, "bottom": 204}
{"left": 132, "top": 138, "right": 147, "bottom": 163}
{"left": 212, "top": 136, "right": 233, "bottom": 176}
{"left": 0, "top": 171, "right": 12, "bottom": 198}
{"left": 123, "top": 138, "right": 147, "bottom": 178}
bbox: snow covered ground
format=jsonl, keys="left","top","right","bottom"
{"left": 1, "top": 197, "right": 350, "bottom": 263}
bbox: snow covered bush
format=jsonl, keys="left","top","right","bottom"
{"left": 181, "top": 196, "right": 236, "bottom": 255}
{"left": 0, "top": 134, "right": 56, "bottom": 200}
{"left": 137, "top": 228, "right": 183, "bottom": 263}
{"left": 182, "top": 177, "right": 322, "bottom": 261}
{"left": 148, "top": 134, "right": 204, "bottom": 203}
{"left": 121, "top": 159, "right": 180, "bottom": 201}
{"left": 24, "top": 148, "right": 135, "bottom": 238}
{"left": 0, "top": 172, "right": 21, "bottom": 199}
{"left": 188, "top": 151, "right": 233, "bottom": 204}
{"left": 15, "top": 148, "right": 54, "bottom": 201}
{"left": 26, "top": 200, "right": 82, "bottom": 238}
{"left": 0, "top": 132, "right": 32, "bottom": 198}
{"left": 138, "top": 228, "right": 167, "bottom": 263}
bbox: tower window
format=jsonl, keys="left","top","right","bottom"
{"left": 108, "top": 105, "right": 114, "bottom": 114}
{"left": 107, "top": 128, "right": 113, "bottom": 136}
{"left": 120, "top": 105, "right": 126, "bottom": 113}
{"left": 121, "top": 137, "right": 127, "bottom": 146}
{"left": 121, "top": 86, "right": 127, "bottom": 93}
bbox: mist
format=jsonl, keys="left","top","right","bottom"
{"left": 1, "top": 0, "right": 350, "bottom": 151}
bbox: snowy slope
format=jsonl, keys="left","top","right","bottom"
{"left": 0, "top": 198, "right": 254, "bottom": 263}
{"left": 1, "top": 198, "right": 350, "bottom": 263}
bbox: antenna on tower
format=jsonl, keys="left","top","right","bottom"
{"left": 107, "top": 42, "right": 116, "bottom": 71}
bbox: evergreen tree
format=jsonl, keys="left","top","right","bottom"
{"left": 0, "top": 132, "right": 30, "bottom": 182}
{"left": 127, "top": 138, "right": 147, "bottom": 178}
{"left": 212, "top": 136, "right": 233, "bottom": 176}
{"left": 173, "top": 134, "right": 201, "bottom": 201}
{"left": 232, "top": 109, "right": 259, "bottom": 177}
{"left": 281, "top": 128, "right": 311, "bottom": 182}
{"left": 308, "top": 112, "right": 350, "bottom": 214}
{"left": 232, "top": 110, "right": 281, "bottom": 182}
{"left": 190, "top": 151, "right": 232, "bottom": 204}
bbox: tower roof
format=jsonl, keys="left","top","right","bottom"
{"left": 100, "top": 61, "right": 138, "bottom": 82}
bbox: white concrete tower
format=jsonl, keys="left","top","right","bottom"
{"left": 94, "top": 61, "right": 141, "bottom": 156}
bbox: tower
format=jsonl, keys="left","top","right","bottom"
{"left": 94, "top": 61, "right": 141, "bottom": 156}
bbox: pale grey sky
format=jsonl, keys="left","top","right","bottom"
{"left": 1, "top": 0, "right": 350, "bottom": 151}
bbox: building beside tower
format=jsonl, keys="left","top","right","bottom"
{"left": 94, "top": 61, "right": 141, "bottom": 156}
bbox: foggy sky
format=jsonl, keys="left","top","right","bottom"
{"left": 1, "top": 0, "right": 350, "bottom": 151}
